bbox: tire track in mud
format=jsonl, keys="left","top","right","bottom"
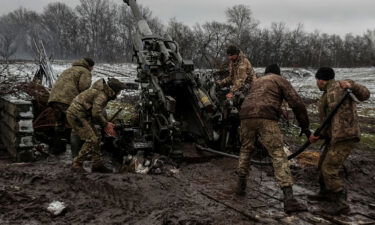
{"left": 0, "top": 168, "right": 137, "bottom": 211}
{"left": 65, "top": 175, "right": 136, "bottom": 210}
{"left": 0, "top": 170, "right": 42, "bottom": 185}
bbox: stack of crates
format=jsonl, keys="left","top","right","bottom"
{"left": 0, "top": 95, "right": 34, "bottom": 160}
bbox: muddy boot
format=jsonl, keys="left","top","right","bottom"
{"left": 308, "top": 189, "right": 332, "bottom": 201}
{"left": 283, "top": 186, "right": 308, "bottom": 214}
{"left": 92, "top": 160, "right": 113, "bottom": 173}
{"left": 235, "top": 175, "right": 247, "bottom": 196}
{"left": 49, "top": 127, "right": 67, "bottom": 155}
{"left": 308, "top": 177, "right": 332, "bottom": 201}
{"left": 71, "top": 161, "right": 84, "bottom": 172}
{"left": 70, "top": 132, "right": 83, "bottom": 158}
{"left": 325, "top": 190, "right": 350, "bottom": 215}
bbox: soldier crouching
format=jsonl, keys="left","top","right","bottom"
{"left": 47, "top": 58, "right": 94, "bottom": 154}
{"left": 67, "top": 78, "right": 126, "bottom": 172}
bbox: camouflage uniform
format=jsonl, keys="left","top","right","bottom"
{"left": 48, "top": 59, "right": 92, "bottom": 126}
{"left": 49, "top": 59, "right": 93, "bottom": 106}
{"left": 239, "top": 119, "right": 293, "bottom": 187}
{"left": 66, "top": 79, "right": 116, "bottom": 165}
{"left": 46, "top": 59, "right": 93, "bottom": 153}
{"left": 220, "top": 52, "right": 256, "bottom": 93}
{"left": 318, "top": 79, "right": 370, "bottom": 192}
{"left": 238, "top": 74, "right": 310, "bottom": 187}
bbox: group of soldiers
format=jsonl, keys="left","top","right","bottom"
{"left": 46, "top": 44, "right": 370, "bottom": 216}
{"left": 216, "top": 45, "right": 370, "bottom": 215}
{"left": 47, "top": 58, "right": 126, "bottom": 172}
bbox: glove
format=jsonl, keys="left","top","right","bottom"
{"left": 226, "top": 92, "right": 234, "bottom": 99}
{"left": 104, "top": 122, "right": 117, "bottom": 137}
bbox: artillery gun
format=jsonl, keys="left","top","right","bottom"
{"left": 122, "top": 0, "right": 238, "bottom": 158}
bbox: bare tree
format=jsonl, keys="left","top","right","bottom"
{"left": 225, "top": 4, "right": 259, "bottom": 46}
{"left": 166, "top": 18, "right": 195, "bottom": 59}
{"left": 0, "top": 15, "right": 18, "bottom": 61}
{"left": 41, "top": 2, "right": 78, "bottom": 59}
{"left": 0, "top": 1, "right": 374, "bottom": 67}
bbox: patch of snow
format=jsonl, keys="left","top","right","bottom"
{"left": 19, "top": 136, "right": 33, "bottom": 148}
{"left": 2, "top": 94, "right": 32, "bottom": 104}
{"left": 18, "top": 120, "right": 33, "bottom": 133}
{"left": 19, "top": 107, "right": 33, "bottom": 118}
{"left": 47, "top": 201, "right": 66, "bottom": 216}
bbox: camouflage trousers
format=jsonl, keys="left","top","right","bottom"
{"left": 66, "top": 113, "right": 101, "bottom": 164}
{"left": 319, "top": 140, "right": 355, "bottom": 193}
{"left": 238, "top": 119, "right": 293, "bottom": 187}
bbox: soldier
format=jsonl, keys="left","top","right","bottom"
{"left": 308, "top": 67, "right": 370, "bottom": 215}
{"left": 47, "top": 58, "right": 94, "bottom": 154}
{"left": 67, "top": 78, "right": 126, "bottom": 172}
{"left": 216, "top": 45, "right": 256, "bottom": 99}
{"left": 237, "top": 64, "right": 311, "bottom": 213}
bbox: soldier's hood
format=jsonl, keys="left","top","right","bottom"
{"left": 72, "top": 59, "right": 90, "bottom": 69}
{"left": 92, "top": 78, "right": 116, "bottom": 98}
{"left": 231, "top": 51, "right": 246, "bottom": 65}
{"left": 238, "top": 52, "right": 246, "bottom": 62}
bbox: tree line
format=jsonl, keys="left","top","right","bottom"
{"left": 0, "top": 0, "right": 374, "bottom": 68}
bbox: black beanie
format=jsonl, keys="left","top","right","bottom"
{"left": 265, "top": 64, "right": 281, "bottom": 75}
{"left": 108, "top": 78, "right": 126, "bottom": 93}
{"left": 226, "top": 45, "right": 240, "bottom": 55}
{"left": 84, "top": 58, "right": 95, "bottom": 67}
{"left": 315, "top": 67, "right": 335, "bottom": 80}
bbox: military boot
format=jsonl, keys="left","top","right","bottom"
{"left": 235, "top": 175, "right": 247, "bottom": 196}
{"left": 49, "top": 126, "right": 67, "bottom": 154}
{"left": 282, "top": 186, "right": 308, "bottom": 213}
{"left": 325, "top": 190, "right": 350, "bottom": 215}
{"left": 308, "top": 178, "right": 332, "bottom": 201}
{"left": 308, "top": 189, "right": 332, "bottom": 201}
{"left": 92, "top": 160, "right": 113, "bottom": 173}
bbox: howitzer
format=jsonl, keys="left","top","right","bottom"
{"left": 123, "top": 0, "right": 217, "bottom": 156}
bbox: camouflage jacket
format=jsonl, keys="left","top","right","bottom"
{"left": 319, "top": 79, "right": 370, "bottom": 144}
{"left": 48, "top": 59, "right": 92, "bottom": 106}
{"left": 221, "top": 52, "right": 256, "bottom": 93}
{"left": 239, "top": 74, "right": 309, "bottom": 131}
{"left": 67, "top": 79, "right": 116, "bottom": 127}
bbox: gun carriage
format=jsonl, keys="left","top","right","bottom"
{"left": 122, "top": 0, "right": 239, "bottom": 158}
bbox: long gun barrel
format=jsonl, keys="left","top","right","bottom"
{"left": 123, "top": 0, "right": 152, "bottom": 36}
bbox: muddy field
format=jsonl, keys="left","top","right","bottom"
{"left": 1, "top": 63, "right": 375, "bottom": 224}
{"left": 0, "top": 139, "right": 374, "bottom": 225}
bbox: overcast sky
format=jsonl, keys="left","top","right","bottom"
{"left": 0, "top": 0, "right": 374, "bottom": 36}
